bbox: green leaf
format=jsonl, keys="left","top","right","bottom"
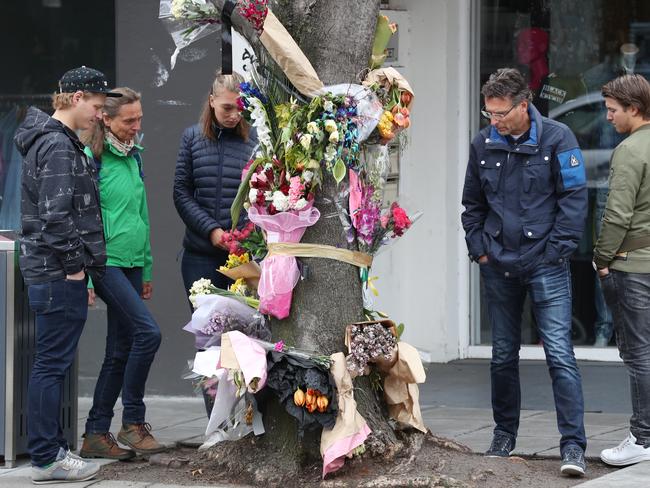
{"left": 230, "top": 159, "right": 261, "bottom": 229}
{"left": 396, "top": 323, "right": 405, "bottom": 340}
{"left": 332, "top": 159, "right": 346, "bottom": 184}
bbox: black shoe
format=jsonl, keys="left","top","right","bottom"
{"left": 561, "top": 445, "right": 586, "bottom": 477}
{"left": 485, "top": 431, "right": 515, "bottom": 457}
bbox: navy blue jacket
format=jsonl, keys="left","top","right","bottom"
{"left": 173, "top": 124, "right": 258, "bottom": 256}
{"left": 461, "top": 103, "right": 587, "bottom": 274}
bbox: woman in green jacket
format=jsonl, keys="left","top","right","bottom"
{"left": 79, "top": 87, "right": 163, "bottom": 459}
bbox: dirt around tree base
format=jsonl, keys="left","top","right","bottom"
{"left": 98, "top": 433, "right": 617, "bottom": 487}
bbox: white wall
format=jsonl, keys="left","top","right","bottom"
{"left": 372, "top": 0, "right": 472, "bottom": 362}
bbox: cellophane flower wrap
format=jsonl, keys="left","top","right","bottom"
{"left": 184, "top": 292, "right": 269, "bottom": 348}
{"left": 247, "top": 203, "right": 320, "bottom": 319}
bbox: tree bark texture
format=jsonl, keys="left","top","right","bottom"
{"left": 260, "top": 0, "right": 398, "bottom": 461}
{"left": 208, "top": 0, "right": 399, "bottom": 475}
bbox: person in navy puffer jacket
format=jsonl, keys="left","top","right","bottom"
{"left": 173, "top": 71, "right": 257, "bottom": 309}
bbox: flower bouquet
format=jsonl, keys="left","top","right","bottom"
{"left": 185, "top": 279, "right": 270, "bottom": 348}
{"left": 345, "top": 320, "right": 398, "bottom": 378}
{"left": 265, "top": 346, "right": 338, "bottom": 434}
{"left": 363, "top": 67, "right": 414, "bottom": 145}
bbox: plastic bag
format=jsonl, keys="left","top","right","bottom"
{"left": 319, "top": 84, "right": 383, "bottom": 143}
{"left": 248, "top": 204, "right": 320, "bottom": 319}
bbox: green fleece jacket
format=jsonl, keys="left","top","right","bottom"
{"left": 85, "top": 141, "right": 153, "bottom": 281}
{"left": 594, "top": 123, "right": 650, "bottom": 272}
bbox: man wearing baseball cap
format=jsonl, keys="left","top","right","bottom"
{"left": 14, "top": 66, "right": 120, "bottom": 484}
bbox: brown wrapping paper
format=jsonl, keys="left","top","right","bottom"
{"left": 320, "top": 352, "right": 369, "bottom": 456}
{"left": 260, "top": 10, "right": 324, "bottom": 96}
{"left": 383, "top": 342, "right": 427, "bottom": 432}
{"left": 218, "top": 332, "right": 241, "bottom": 371}
{"left": 362, "top": 67, "right": 415, "bottom": 109}
{"left": 217, "top": 261, "right": 261, "bottom": 288}
{"left": 267, "top": 242, "right": 373, "bottom": 268}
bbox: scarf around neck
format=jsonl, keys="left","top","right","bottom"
{"left": 105, "top": 130, "right": 135, "bottom": 156}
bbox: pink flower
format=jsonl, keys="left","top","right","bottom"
{"left": 241, "top": 159, "right": 253, "bottom": 180}
{"left": 288, "top": 176, "right": 305, "bottom": 206}
{"left": 274, "top": 340, "right": 285, "bottom": 352}
{"left": 391, "top": 203, "right": 411, "bottom": 237}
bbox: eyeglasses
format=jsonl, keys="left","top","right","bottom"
{"left": 481, "top": 103, "right": 517, "bottom": 120}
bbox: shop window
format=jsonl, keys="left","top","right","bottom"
{"left": 475, "top": 0, "right": 650, "bottom": 347}
{"left": 0, "top": 0, "right": 115, "bottom": 230}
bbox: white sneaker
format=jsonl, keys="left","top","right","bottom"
{"left": 31, "top": 447, "right": 100, "bottom": 484}
{"left": 600, "top": 433, "right": 650, "bottom": 466}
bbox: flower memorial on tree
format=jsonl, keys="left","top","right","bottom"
{"left": 165, "top": 4, "right": 426, "bottom": 478}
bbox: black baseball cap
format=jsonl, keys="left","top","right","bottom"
{"left": 58, "top": 66, "right": 122, "bottom": 97}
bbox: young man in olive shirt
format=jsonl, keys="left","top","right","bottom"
{"left": 595, "top": 74, "right": 650, "bottom": 466}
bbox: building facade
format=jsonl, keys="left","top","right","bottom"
{"left": 2, "top": 0, "right": 647, "bottom": 394}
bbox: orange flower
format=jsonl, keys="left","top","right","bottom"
{"left": 316, "top": 395, "right": 329, "bottom": 413}
{"left": 400, "top": 91, "right": 413, "bottom": 107}
{"left": 293, "top": 388, "right": 305, "bottom": 406}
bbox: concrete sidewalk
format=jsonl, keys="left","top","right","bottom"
{"left": 1, "top": 360, "right": 649, "bottom": 486}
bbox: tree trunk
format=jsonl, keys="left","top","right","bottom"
{"left": 260, "top": 0, "right": 398, "bottom": 461}
{"left": 206, "top": 0, "right": 400, "bottom": 479}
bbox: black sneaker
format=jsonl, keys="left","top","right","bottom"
{"left": 561, "top": 445, "right": 586, "bottom": 477}
{"left": 485, "top": 431, "right": 515, "bottom": 457}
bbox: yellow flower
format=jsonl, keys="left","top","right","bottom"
{"left": 220, "top": 253, "right": 250, "bottom": 270}
{"left": 229, "top": 278, "right": 249, "bottom": 296}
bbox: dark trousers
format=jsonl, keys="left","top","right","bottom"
{"left": 601, "top": 270, "right": 650, "bottom": 445}
{"left": 85, "top": 266, "right": 161, "bottom": 434}
{"left": 27, "top": 278, "right": 88, "bottom": 466}
{"left": 181, "top": 249, "right": 229, "bottom": 416}
{"left": 180, "top": 248, "right": 231, "bottom": 314}
{"left": 481, "top": 261, "right": 587, "bottom": 454}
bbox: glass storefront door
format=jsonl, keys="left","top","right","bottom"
{"left": 474, "top": 0, "right": 650, "bottom": 348}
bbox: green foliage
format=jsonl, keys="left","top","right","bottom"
{"left": 231, "top": 159, "right": 261, "bottom": 230}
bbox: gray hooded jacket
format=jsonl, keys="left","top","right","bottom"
{"left": 14, "top": 107, "right": 106, "bottom": 285}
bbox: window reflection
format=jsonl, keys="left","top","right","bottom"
{"left": 477, "top": 0, "right": 650, "bottom": 347}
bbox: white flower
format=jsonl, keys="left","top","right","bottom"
{"left": 324, "top": 119, "right": 337, "bottom": 133}
{"left": 248, "top": 188, "right": 259, "bottom": 204}
{"left": 189, "top": 277, "right": 213, "bottom": 307}
{"left": 293, "top": 198, "right": 308, "bottom": 210}
{"left": 171, "top": 0, "right": 185, "bottom": 18}
{"left": 264, "top": 190, "right": 273, "bottom": 200}
{"left": 329, "top": 130, "right": 339, "bottom": 143}
{"left": 306, "top": 121, "right": 319, "bottom": 134}
{"left": 325, "top": 145, "right": 337, "bottom": 163}
{"left": 300, "top": 133, "right": 312, "bottom": 150}
{"left": 303, "top": 170, "right": 314, "bottom": 182}
{"left": 323, "top": 100, "right": 335, "bottom": 113}
{"left": 285, "top": 140, "right": 294, "bottom": 150}
{"left": 272, "top": 191, "right": 290, "bottom": 211}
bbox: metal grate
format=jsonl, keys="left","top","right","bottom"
{"left": 1, "top": 236, "right": 77, "bottom": 467}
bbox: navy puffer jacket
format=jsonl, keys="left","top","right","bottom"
{"left": 173, "top": 123, "right": 258, "bottom": 255}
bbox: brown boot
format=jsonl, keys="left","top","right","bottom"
{"left": 80, "top": 432, "right": 136, "bottom": 460}
{"left": 117, "top": 423, "right": 166, "bottom": 455}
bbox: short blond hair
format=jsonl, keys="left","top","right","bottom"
{"left": 51, "top": 91, "right": 93, "bottom": 110}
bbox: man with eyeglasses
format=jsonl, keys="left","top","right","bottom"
{"left": 461, "top": 68, "right": 588, "bottom": 476}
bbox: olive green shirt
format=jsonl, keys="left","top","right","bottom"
{"left": 594, "top": 123, "right": 650, "bottom": 272}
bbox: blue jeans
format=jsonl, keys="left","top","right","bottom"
{"left": 593, "top": 186, "right": 613, "bottom": 342}
{"left": 85, "top": 267, "right": 161, "bottom": 433}
{"left": 481, "top": 261, "right": 587, "bottom": 453}
{"left": 27, "top": 277, "right": 89, "bottom": 466}
{"left": 600, "top": 270, "right": 650, "bottom": 446}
